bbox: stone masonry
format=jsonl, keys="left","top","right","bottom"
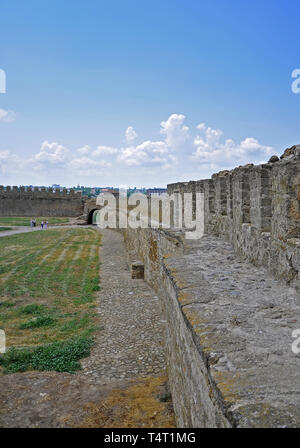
{"left": 123, "top": 146, "right": 300, "bottom": 427}
{"left": 167, "top": 146, "right": 300, "bottom": 289}
{"left": 0, "top": 186, "right": 84, "bottom": 217}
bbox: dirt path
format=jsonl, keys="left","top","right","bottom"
{"left": 0, "top": 224, "right": 82, "bottom": 238}
{"left": 0, "top": 229, "right": 174, "bottom": 428}
{"left": 0, "top": 226, "right": 43, "bottom": 237}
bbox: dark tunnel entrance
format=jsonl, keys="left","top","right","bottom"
{"left": 87, "top": 209, "right": 100, "bottom": 225}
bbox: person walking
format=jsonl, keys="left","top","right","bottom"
{"left": 41, "top": 221, "right": 44, "bottom": 229}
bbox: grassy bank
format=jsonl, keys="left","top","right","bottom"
{"left": 0, "top": 227, "right": 12, "bottom": 232}
{"left": 0, "top": 217, "right": 70, "bottom": 227}
{"left": 0, "top": 228, "right": 101, "bottom": 374}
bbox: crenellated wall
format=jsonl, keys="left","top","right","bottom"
{"left": 0, "top": 186, "right": 84, "bottom": 217}
{"left": 168, "top": 148, "right": 300, "bottom": 289}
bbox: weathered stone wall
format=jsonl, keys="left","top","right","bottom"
{"left": 124, "top": 228, "right": 233, "bottom": 428}
{"left": 124, "top": 227, "right": 183, "bottom": 285}
{"left": 168, "top": 151, "right": 300, "bottom": 290}
{"left": 123, "top": 226, "right": 300, "bottom": 428}
{"left": 0, "top": 186, "right": 84, "bottom": 217}
{"left": 123, "top": 227, "right": 233, "bottom": 427}
{"left": 123, "top": 147, "right": 300, "bottom": 428}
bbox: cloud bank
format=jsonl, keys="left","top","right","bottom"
{"left": 0, "top": 114, "right": 274, "bottom": 186}
{"left": 193, "top": 123, "right": 273, "bottom": 169}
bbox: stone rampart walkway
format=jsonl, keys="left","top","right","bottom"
{"left": 81, "top": 229, "right": 166, "bottom": 383}
{"left": 164, "top": 234, "right": 300, "bottom": 427}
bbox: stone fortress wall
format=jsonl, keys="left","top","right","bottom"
{"left": 0, "top": 186, "right": 84, "bottom": 217}
{"left": 168, "top": 145, "right": 300, "bottom": 289}
{"left": 123, "top": 145, "right": 300, "bottom": 428}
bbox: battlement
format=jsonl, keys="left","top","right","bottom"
{"left": 0, "top": 186, "right": 84, "bottom": 217}
{"left": 0, "top": 186, "right": 81, "bottom": 197}
{"left": 168, "top": 145, "right": 300, "bottom": 287}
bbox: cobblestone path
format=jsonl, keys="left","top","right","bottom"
{"left": 82, "top": 229, "right": 167, "bottom": 383}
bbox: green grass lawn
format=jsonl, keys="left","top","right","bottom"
{"left": 0, "top": 217, "right": 70, "bottom": 227}
{"left": 0, "top": 228, "right": 101, "bottom": 374}
{"left": 0, "top": 227, "right": 12, "bottom": 232}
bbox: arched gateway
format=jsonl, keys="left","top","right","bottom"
{"left": 87, "top": 208, "right": 100, "bottom": 225}
{"left": 83, "top": 198, "right": 100, "bottom": 225}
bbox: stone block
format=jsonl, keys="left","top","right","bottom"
{"left": 131, "top": 261, "right": 144, "bottom": 279}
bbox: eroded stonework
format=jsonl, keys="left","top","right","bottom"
{"left": 0, "top": 186, "right": 84, "bottom": 217}
{"left": 123, "top": 146, "right": 300, "bottom": 428}
{"left": 168, "top": 146, "right": 300, "bottom": 289}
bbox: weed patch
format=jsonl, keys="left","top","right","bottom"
{"left": 0, "top": 301, "right": 15, "bottom": 308}
{"left": 19, "top": 315, "right": 55, "bottom": 329}
{"left": 0, "top": 336, "right": 94, "bottom": 374}
{"left": 19, "top": 304, "right": 47, "bottom": 315}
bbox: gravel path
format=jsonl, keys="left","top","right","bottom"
{"left": 0, "top": 226, "right": 43, "bottom": 237}
{"left": 82, "top": 229, "right": 167, "bottom": 384}
{"left": 0, "top": 224, "right": 87, "bottom": 238}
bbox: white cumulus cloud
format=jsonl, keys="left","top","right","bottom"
{"left": 34, "top": 141, "right": 69, "bottom": 165}
{"left": 193, "top": 123, "right": 273, "bottom": 169}
{"left": 93, "top": 145, "right": 118, "bottom": 156}
{"left": 77, "top": 145, "right": 91, "bottom": 155}
{"left": 0, "top": 114, "right": 275, "bottom": 185}
{"left": 118, "top": 140, "right": 173, "bottom": 167}
{"left": 160, "top": 113, "right": 189, "bottom": 148}
{"left": 118, "top": 114, "right": 189, "bottom": 168}
{"left": 125, "top": 126, "right": 137, "bottom": 143}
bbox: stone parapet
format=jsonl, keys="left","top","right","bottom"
{"left": 123, "top": 227, "right": 300, "bottom": 428}
{"left": 167, "top": 151, "right": 300, "bottom": 289}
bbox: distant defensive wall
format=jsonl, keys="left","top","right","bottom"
{"left": 0, "top": 186, "right": 84, "bottom": 217}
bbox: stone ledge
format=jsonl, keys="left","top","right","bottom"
{"left": 163, "top": 235, "right": 300, "bottom": 427}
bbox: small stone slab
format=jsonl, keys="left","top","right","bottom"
{"left": 131, "top": 261, "right": 144, "bottom": 279}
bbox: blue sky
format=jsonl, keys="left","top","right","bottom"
{"left": 0, "top": 0, "right": 299, "bottom": 187}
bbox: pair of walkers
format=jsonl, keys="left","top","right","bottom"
{"left": 30, "top": 219, "right": 48, "bottom": 229}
